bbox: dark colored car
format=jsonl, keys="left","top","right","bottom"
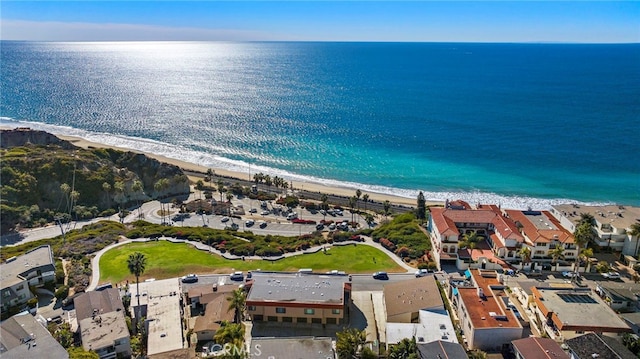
{"left": 181, "top": 274, "right": 198, "bottom": 283}
{"left": 373, "top": 271, "right": 389, "bottom": 280}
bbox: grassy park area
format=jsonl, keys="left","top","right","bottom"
{"left": 99, "top": 240, "right": 405, "bottom": 284}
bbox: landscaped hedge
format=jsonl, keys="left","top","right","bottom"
{"left": 371, "top": 213, "right": 430, "bottom": 258}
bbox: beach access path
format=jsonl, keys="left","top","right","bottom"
{"left": 87, "top": 235, "right": 414, "bottom": 291}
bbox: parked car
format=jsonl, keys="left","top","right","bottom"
{"left": 602, "top": 271, "right": 621, "bottom": 279}
{"left": 373, "top": 271, "right": 389, "bottom": 280}
{"left": 415, "top": 269, "right": 430, "bottom": 278}
{"left": 230, "top": 272, "right": 244, "bottom": 281}
{"left": 261, "top": 210, "right": 270, "bottom": 215}
{"left": 181, "top": 274, "right": 198, "bottom": 283}
{"left": 316, "top": 224, "right": 325, "bottom": 231}
{"left": 562, "top": 271, "right": 578, "bottom": 278}
{"left": 245, "top": 219, "right": 255, "bottom": 227}
{"left": 249, "top": 208, "right": 257, "bottom": 213}
{"left": 221, "top": 216, "right": 230, "bottom": 222}
{"left": 259, "top": 221, "right": 267, "bottom": 228}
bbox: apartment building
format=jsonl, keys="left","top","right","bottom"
{"left": 245, "top": 272, "right": 350, "bottom": 325}
{"left": 453, "top": 269, "right": 523, "bottom": 351}
{"left": 0, "top": 312, "right": 69, "bottom": 359}
{"left": 0, "top": 245, "right": 55, "bottom": 314}
{"left": 74, "top": 289, "right": 131, "bottom": 359}
{"left": 551, "top": 204, "right": 640, "bottom": 256}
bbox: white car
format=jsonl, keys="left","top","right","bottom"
{"left": 602, "top": 271, "right": 621, "bottom": 279}
{"left": 221, "top": 216, "right": 230, "bottom": 222}
{"left": 261, "top": 210, "right": 270, "bottom": 215}
{"left": 562, "top": 271, "right": 578, "bottom": 278}
{"left": 415, "top": 269, "right": 430, "bottom": 278}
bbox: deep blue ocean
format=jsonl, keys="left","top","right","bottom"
{"left": 1, "top": 41, "right": 639, "bottom": 208}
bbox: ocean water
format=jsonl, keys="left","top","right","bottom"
{"left": 1, "top": 41, "right": 639, "bottom": 209}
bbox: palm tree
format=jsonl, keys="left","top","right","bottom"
{"left": 549, "top": 245, "right": 565, "bottom": 272}
{"left": 336, "top": 328, "right": 366, "bottom": 359}
{"left": 320, "top": 193, "right": 328, "bottom": 221}
{"left": 383, "top": 200, "right": 391, "bottom": 221}
{"left": 132, "top": 180, "right": 143, "bottom": 219}
{"left": 630, "top": 223, "right": 640, "bottom": 257}
{"left": 205, "top": 168, "right": 214, "bottom": 182}
{"left": 362, "top": 194, "right": 369, "bottom": 213}
{"left": 154, "top": 178, "right": 170, "bottom": 224}
{"left": 355, "top": 189, "right": 362, "bottom": 211}
{"left": 519, "top": 246, "right": 532, "bottom": 269}
{"left": 213, "top": 321, "right": 245, "bottom": 355}
{"left": 574, "top": 215, "right": 596, "bottom": 275}
{"left": 127, "top": 252, "right": 147, "bottom": 327}
{"left": 389, "top": 337, "right": 418, "bottom": 359}
{"left": 460, "top": 231, "right": 481, "bottom": 261}
{"left": 102, "top": 182, "right": 112, "bottom": 209}
{"left": 217, "top": 180, "right": 225, "bottom": 203}
{"left": 580, "top": 248, "right": 594, "bottom": 272}
{"left": 195, "top": 180, "right": 204, "bottom": 200}
{"left": 227, "top": 288, "right": 246, "bottom": 323}
{"left": 348, "top": 196, "right": 357, "bottom": 227}
{"left": 114, "top": 181, "right": 126, "bottom": 223}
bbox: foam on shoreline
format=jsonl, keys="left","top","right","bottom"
{"left": 0, "top": 118, "right": 612, "bottom": 210}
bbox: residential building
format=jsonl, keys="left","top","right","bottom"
{"left": 74, "top": 289, "right": 131, "bottom": 359}
{"left": 0, "top": 312, "right": 69, "bottom": 359}
{"left": 417, "top": 340, "right": 467, "bottom": 359}
{"left": 245, "top": 272, "right": 351, "bottom": 325}
{"left": 565, "top": 333, "right": 636, "bottom": 359}
{"left": 511, "top": 337, "right": 568, "bottom": 359}
{"left": 453, "top": 269, "right": 523, "bottom": 351}
{"left": 550, "top": 204, "right": 640, "bottom": 255}
{"left": 596, "top": 282, "right": 640, "bottom": 311}
{"left": 531, "top": 287, "right": 631, "bottom": 341}
{"left": 383, "top": 276, "right": 457, "bottom": 346}
{"left": 250, "top": 337, "right": 335, "bottom": 359}
{"left": 1, "top": 245, "right": 55, "bottom": 314}
{"left": 428, "top": 201, "right": 524, "bottom": 268}
{"left": 619, "top": 312, "right": 640, "bottom": 335}
{"left": 185, "top": 283, "right": 239, "bottom": 342}
{"left": 505, "top": 209, "right": 577, "bottom": 267}
{"left": 130, "top": 278, "right": 184, "bottom": 358}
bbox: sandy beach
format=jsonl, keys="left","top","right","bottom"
{"left": 55, "top": 133, "right": 440, "bottom": 208}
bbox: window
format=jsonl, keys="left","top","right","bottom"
{"left": 114, "top": 338, "right": 127, "bottom": 346}
{"left": 326, "top": 318, "right": 337, "bottom": 324}
{"left": 282, "top": 317, "right": 293, "bottom": 323}
{"left": 331, "top": 309, "right": 341, "bottom": 315}
{"left": 297, "top": 317, "right": 307, "bottom": 323}
{"left": 536, "top": 243, "right": 546, "bottom": 247}
{"left": 2, "top": 290, "right": 10, "bottom": 298}
{"left": 276, "top": 307, "right": 286, "bottom": 314}
{"left": 247, "top": 306, "right": 256, "bottom": 311}
{"left": 311, "top": 318, "right": 322, "bottom": 324}
{"left": 267, "top": 316, "right": 278, "bottom": 322}
{"left": 16, "top": 285, "right": 24, "bottom": 291}
{"left": 304, "top": 308, "right": 315, "bottom": 315}
{"left": 253, "top": 315, "right": 263, "bottom": 321}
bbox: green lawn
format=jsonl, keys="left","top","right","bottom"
{"left": 99, "top": 241, "right": 405, "bottom": 284}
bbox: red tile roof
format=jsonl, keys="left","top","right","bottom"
{"left": 506, "top": 210, "right": 574, "bottom": 244}
{"left": 458, "top": 269, "right": 521, "bottom": 329}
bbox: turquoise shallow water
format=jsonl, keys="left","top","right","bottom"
{"left": 1, "top": 41, "right": 639, "bottom": 208}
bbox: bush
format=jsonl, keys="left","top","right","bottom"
{"left": 55, "top": 285, "right": 69, "bottom": 300}
{"left": 27, "top": 298, "right": 38, "bottom": 308}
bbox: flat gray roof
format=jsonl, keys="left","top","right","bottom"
{"left": 251, "top": 337, "right": 334, "bottom": 359}
{"left": 80, "top": 311, "right": 129, "bottom": 352}
{"left": 247, "top": 272, "right": 348, "bottom": 304}
{"left": 0, "top": 312, "right": 69, "bottom": 359}
{"left": 523, "top": 211, "right": 560, "bottom": 231}
{"left": 0, "top": 246, "right": 54, "bottom": 287}
{"left": 552, "top": 204, "right": 640, "bottom": 230}
{"left": 130, "top": 278, "right": 184, "bottom": 356}
{"left": 536, "top": 288, "right": 630, "bottom": 330}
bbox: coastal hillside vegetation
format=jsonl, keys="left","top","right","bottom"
{"left": 371, "top": 212, "right": 431, "bottom": 259}
{"left": 0, "top": 128, "right": 190, "bottom": 234}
